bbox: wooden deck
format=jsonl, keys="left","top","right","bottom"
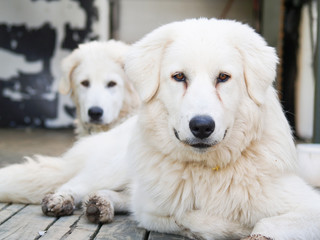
{"left": 0, "top": 203, "right": 190, "bottom": 240}
{"left": 0, "top": 130, "right": 190, "bottom": 240}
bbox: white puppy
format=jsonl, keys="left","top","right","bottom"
{"left": 60, "top": 40, "right": 140, "bottom": 137}
{"left": 1, "top": 19, "right": 320, "bottom": 240}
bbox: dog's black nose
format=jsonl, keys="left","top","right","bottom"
{"left": 189, "top": 115, "right": 215, "bottom": 139}
{"left": 88, "top": 107, "right": 103, "bottom": 121}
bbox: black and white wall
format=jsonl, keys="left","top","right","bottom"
{"left": 0, "top": 0, "right": 257, "bottom": 128}
{"left": 0, "top": 0, "right": 109, "bottom": 128}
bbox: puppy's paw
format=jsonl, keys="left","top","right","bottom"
{"left": 84, "top": 194, "right": 114, "bottom": 223}
{"left": 41, "top": 193, "right": 75, "bottom": 217}
{"left": 241, "top": 234, "right": 274, "bottom": 240}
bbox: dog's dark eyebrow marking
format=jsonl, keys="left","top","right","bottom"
{"left": 223, "top": 129, "right": 228, "bottom": 139}
{"left": 174, "top": 129, "right": 180, "bottom": 140}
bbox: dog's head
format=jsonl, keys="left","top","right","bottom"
{"left": 126, "top": 19, "right": 278, "bottom": 155}
{"left": 60, "top": 40, "right": 132, "bottom": 126}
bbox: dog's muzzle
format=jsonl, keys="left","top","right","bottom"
{"left": 174, "top": 115, "right": 217, "bottom": 150}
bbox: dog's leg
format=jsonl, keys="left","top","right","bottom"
{"left": 244, "top": 176, "right": 320, "bottom": 240}
{"left": 41, "top": 155, "right": 130, "bottom": 218}
{"left": 83, "top": 189, "right": 130, "bottom": 223}
{"left": 245, "top": 210, "right": 320, "bottom": 240}
{"left": 42, "top": 137, "right": 131, "bottom": 217}
{"left": 177, "top": 210, "right": 251, "bottom": 240}
{"left": 41, "top": 171, "right": 95, "bottom": 217}
{"left": 134, "top": 210, "right": 247, "bottom": 239}
{"left": 136, "top": 212, "right": 182, "bottom": 235}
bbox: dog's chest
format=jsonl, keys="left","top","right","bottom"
{"left": 147, "top": 161, "right": 260, "bottom": 222}
{"left": 146, "top": 162, "right": 228, "bottom": 213}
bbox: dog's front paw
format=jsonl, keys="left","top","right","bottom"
{"left": 84, "top": 194, "right": 114, "bottom": 223}
{"left": 41, "top": 193, "right": 75, "bottom": 217}
{"left": 241, "top": 234, "right": 274, "bottom": 240}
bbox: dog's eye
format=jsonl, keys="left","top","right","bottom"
{"left": 81, "top": 80, "right": 90, "bottom": 87}
{"left": 217, "top": 73, "right": 230, "bottom": 83}
{"left": 172, "top": 72, "right": 186, "bottom": 82}
{"left": 107, "top": 81, "right": 117, "bottom": 88}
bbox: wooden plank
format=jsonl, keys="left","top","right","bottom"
{"left": 0, "top": 205, "right": 56, "bottom": 240}
{"left": 0, "top": 204, "right": 26, "bottom": 225}
{"left": 149, "top": 231, "right": 192, "bottom": 240}
{"left": 0, "top": 203, "right": 7, "bottom": 210}
{"left": 95, "top": 215, "right": 146, "bottom": 240}
{"left": 63, "top": 212, "right": 99, "bottom": 240}
{"left": 40, "top": 211, "right": 82, "bottom": 240}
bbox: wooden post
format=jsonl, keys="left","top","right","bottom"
{"left": 314, "top": 0, "right": 320, "bottom": 143}
{"left": 261, "top": 0, "right": 284, "bottom": 93}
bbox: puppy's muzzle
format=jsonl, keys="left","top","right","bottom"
{"left": 189, "top": 115, "right": 215, "bottom": 139}
{"left": 88, "top": 107, "right": 103, "bottom": 122}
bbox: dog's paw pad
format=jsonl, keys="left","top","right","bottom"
{"left": 84, "top": 195, "right": 114, "bottom": 223}
{"left": 86, "top": 203, "right": 101, "bottom": 223}
{"left": 241, "top": 234, "right": 273, "bottom": 240}
{"left": 41, "top": 193, "right": 75, "bottom": 217}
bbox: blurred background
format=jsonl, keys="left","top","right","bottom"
{"left": 0, "top": 0, "right": 319, "bottom": 146}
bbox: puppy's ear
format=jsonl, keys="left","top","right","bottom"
{"left": 59, "top": 50, "right": 80, "bottom": 95}
{"left": 106, "top": 40, "right": 131, "bottom": 69}
{"left": 235, "top": 23, "right": 278, "bottom": 106}
{"left": 125, "top": 24, "right": 174, "bottom": 102}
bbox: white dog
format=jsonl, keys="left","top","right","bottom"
{"left": 60, "top": 40, "right": 140, "bottom": 137}
{"left": 1, "top": 19, "right": 320, "bottom": 240}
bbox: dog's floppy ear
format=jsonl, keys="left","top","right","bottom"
{"left": 235, "top": 23, "right": 278, "bottom": 106}
{"left": 125, "top": 24, "right": 174, "bottom": 102}
{"left": 59, "top": 50, "right": 80, "bottom": 95}
{"left": 105, "top": 40, "right": 131, "bottom": 69}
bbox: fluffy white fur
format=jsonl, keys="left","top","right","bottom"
{"left": 1, "top": 19, "right": 320, "bottom": 240}
{"left": 60, "top": 40, "right": 140, "bottom": 137}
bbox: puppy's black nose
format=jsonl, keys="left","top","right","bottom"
{"left": 189, "top": 115, "right": 215, "bottom": 139}
{"left": 88, "top": 107, "right": 103, "bottom": 121}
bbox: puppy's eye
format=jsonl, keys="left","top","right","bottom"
{"left": 81, "top": 80, "right": 90, "bottom": 87}
{"left": 172, "top": 72, "right": 186, "bottom": 82}
{"left": 107, "top": 81, "right": 117, "bottom": 88}
{"left": 217, "top": 73, "right": 230, "bottom": 83}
